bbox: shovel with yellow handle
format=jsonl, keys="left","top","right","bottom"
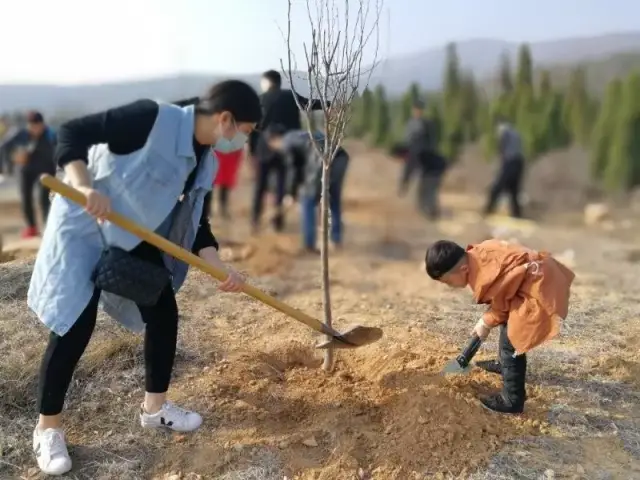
{"left": 40, "top": 175, "right": 382, "bottom": 349}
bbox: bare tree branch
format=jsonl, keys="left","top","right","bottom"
{"left": 280, "top": 0, "right": 383, "bottom": 371}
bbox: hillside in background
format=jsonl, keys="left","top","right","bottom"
{"left": 481, "top": 50, "right": 640, "bottom": 96}
{"left": 1, "top": 31, "right": 640, "bottom": 115}
{"left": 372, "top": 31, "right": 640, "bottom": 94}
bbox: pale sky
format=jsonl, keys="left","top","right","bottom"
{"left": 0, "top": 0, "right": 638, "bottom": 85}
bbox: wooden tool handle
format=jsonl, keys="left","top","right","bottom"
{"left": 40, "top": 174, "right": 332, "bottom": 335}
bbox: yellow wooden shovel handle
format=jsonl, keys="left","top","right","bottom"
{"left": 40, "top": 174, "right": 331, "bottom": 335}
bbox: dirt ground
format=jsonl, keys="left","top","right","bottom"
{"left": 1, "top": 141, "right": 640, "bottom": 480}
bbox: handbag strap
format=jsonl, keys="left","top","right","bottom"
{"left": 95, "top": 221, "right": 108, "bottom": 249}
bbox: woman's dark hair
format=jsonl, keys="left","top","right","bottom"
{"left": 425, "top": 240, "right": 466, "bottom": 280}
{"left": 173, "top": 97, "right": 199, "bottom": 108}
{"left": 262, "top": 70, "right": 282, "bottom": 88}
{"left": 197, "top": 80, "right": 262, "bottom": 123}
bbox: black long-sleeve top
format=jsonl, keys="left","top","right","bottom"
{"left": 55, "top": 99, "right": 218, "bottom": 254}
{"left": 248, "top": 88, "right": 326, "bottom": 155}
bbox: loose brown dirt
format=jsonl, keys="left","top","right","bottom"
{"left": 1, "top": 141, "right": 640, "bottom": 479}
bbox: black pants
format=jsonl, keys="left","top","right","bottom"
{"left": 251, "top": 155, "right": 287, "bottom": 230}
{"left": 37, "top": 247, "right": 179, "bottom": 415}
{"left": 289, "top": 150, "right": 307, "bottom": 201}
{"left": 499, "top": 324, "right": 527, "bottom": 406}
{"left": 20, "top": 168, "right": 53, "bottom": 228}
{"left": 212, "top": 186, "right": 230, "bottom": 218}
{"left": 417, "top": 173, "right": 442, "bottom": 220}
{"left": 400, "top": 150, "right": 445, "bottom": 220}
{"left": 484, "top": 159, "right": 524, "bottom": 218}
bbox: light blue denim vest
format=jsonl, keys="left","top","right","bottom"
{"left": 28, "top": 103, "right": 217, "bottom": 336}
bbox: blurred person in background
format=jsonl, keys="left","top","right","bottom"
{"left": 248, "top": 69, "right": 325, "bottom": 234}
{"left": 483, "top": 119, "right": 525, "bottom": 219}
{"left": 398, "top": 99, "right": 446, "bottom": 220}
{"left": 0, "top": 116, "right": 14, "bottom": 179}
{"left": 212, "top": 147, "right": 244, "bottom": 219}
{"left": 0, "top": 116, "right": 31, "bottom": 178}
{"left": 2, "top": 111, "right": 57, "bottom": 237}
{"left": 265, "top": 124, "right": 349, "bottom": 253}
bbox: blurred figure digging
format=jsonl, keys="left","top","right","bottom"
{"left": 266, "top": 124, "right": 349, "bottom": 253}
{"left": 398, "top": 100, "right": 446, "bottom": 220}
{"left": 248, "top": 69, "right": 325, "bottom": 233}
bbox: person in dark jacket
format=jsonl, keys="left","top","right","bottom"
{"left": 249, "top": 69, "right": 325, "bottom": 233}
{"left": 483, "top": 120, "right": 525, "bottom": 218}
{"left": 398, "top": 100, "right": 446, "bottom": 220}
{"left": 265, "top": 124, "right": 349, "bottom": 252}
{"left": 3, "top": 111, "right": 57, "bottom": 237}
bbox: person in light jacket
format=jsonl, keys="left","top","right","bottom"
{"left": 28, "top": 80, "right": 260, "bottom": 476}
{"left": 265, "top": 124, "right": 349, "bottom": 252}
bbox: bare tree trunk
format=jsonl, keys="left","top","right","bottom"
{"left": 280, "top": 0, "right": 382, "bottom": 372}
{"left": 320, "top": 162, "right": 334, "bottom": 371}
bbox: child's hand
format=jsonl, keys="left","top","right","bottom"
{"left": 472, "top": 318, "right": 491, "bottom": 340}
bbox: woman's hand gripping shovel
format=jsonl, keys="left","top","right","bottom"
{"left": 41, "top": 175, "right": 383, "bottom": 350}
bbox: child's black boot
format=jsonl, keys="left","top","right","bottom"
{"left": 480, "top": 325, "right": 526, "bottom": 414}
{"left": 475, "top": 359, "right": 502, "bottom": 375}
{"left": 480, "top": 393, "right": 524, "bottom": 414}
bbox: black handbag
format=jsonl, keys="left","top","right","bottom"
{"left": 91, "top": 226, "right": 171, "bottom": 306}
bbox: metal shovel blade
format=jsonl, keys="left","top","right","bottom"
{"left": 315, "top": 325, "right": 384, "bottom": 349}
{"left": 441, "top": 334, "right": 483, "bottom": 376}
{"left": 441, "top": 358, "right": 473, "bottom": 376}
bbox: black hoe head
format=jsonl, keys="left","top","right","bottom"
{"left": 315, "top": 325, "right": 384, "bottom": 350}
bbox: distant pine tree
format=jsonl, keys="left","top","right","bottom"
{"left": 372, "top": 85, "right": 391, "bottom": 146}
{"left": 590, "top": 78, "right": 622, "bottom": 181}
{"left": 515, "top": 44, "right": 534, "bottom": 90}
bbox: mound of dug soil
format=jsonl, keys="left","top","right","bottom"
{"left": 161, "top": 342, "right": 550, "bottom": 479}
{"left": 219, "top": 234, "right": 298, "bottom": 276}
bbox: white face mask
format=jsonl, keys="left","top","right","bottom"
{"left": 260, "top": 78, "right": 272, "bottom": 93}
{"left": 214, "top": 119, "right": 247, "bottom": 153}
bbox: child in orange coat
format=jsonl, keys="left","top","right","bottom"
{"left": 425, "top": 239, "right": 575, "bottom": 414}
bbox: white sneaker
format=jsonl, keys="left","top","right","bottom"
{"left": 139, "top": 401, "right": 203, "bottom": 432}
{"left": 33, "top": 427, "right": 72, "bottom": 476}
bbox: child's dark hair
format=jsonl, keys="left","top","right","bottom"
{"left": 197, "top": 80, "right": 262, "bottom": 123}
{"left": 262, "top": 69, "right": 282, "bottom": 88}
{"left": 425, "top": 240, "right": 466, "bottom": 280}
